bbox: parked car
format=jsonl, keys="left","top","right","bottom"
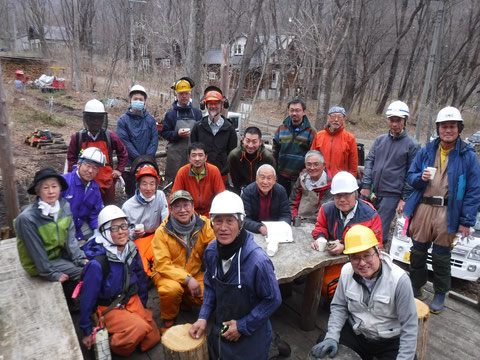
{"left": 389, "top": 211, "right": 480, "bottom": 281}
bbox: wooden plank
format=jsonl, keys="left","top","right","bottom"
{"left": 301, "top": 267, "right": 325, "bottom": 331}
{"left": 0, "top": 61, "right": 20, "bottom": 232}
{"left": 0, "top": 238, "right": 83, "bottom": 359}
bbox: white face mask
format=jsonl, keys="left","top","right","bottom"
{"left": 131, "top": 101, "right": 144, "bottom": 111}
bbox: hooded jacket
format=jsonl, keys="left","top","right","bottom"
{"left": 273, "top": 116, "right": 316, "bottom": 179}
{"left": 404, "top": 137, "right": 480, "bottom": 233}
{"left": 190, "top": 115, "right": 238, "bottom": 175}
{"left": 150, "top": 214, "right": 215, "bottom": 284}
{"left": 61, "top": 170, "right": 104, "bottom": 240}
{"left": 79, "top": 237, "right": 148, "bottom": 335}
{"left": 228, "top": 143, "right": 276, "bottom": 193}
{"left": 362, "top": 130, "right": 419, "bottom": 199}
{"left": 311, "top": 124, "right": 358, "bottom": 177}
{"left": 161, "top": 101, "right": 202, "bottom": 142}
{"left": 116, "top": 108, "right": 158, "bottom": 166}
{"left": 15, "top": 197, "right": 86, "bottom": 281}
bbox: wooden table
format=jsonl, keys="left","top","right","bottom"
{"left": 253, "top": 224, "right": 348, "bottom": 331}
{"left": 0, "top": 238, "right": 83, "bottom": 359}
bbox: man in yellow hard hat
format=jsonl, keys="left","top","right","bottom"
{"left": 161, "top": 77, "right": 202, "bottom": 182}
{"left": 311, "top": 225, "right": 418, "bottom": 359}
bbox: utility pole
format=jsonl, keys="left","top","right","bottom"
{"left": 129, "top": 0, "right": 146, "bottom": 87}
{"left": 415, "top": 0, "right": 444, "bottom": 143}
{"left": 0, "top": 62, "right": 20, "bottom": 234}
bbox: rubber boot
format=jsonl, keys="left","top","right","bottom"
{"left": 431, "top": 247, "right": 451, "bottom": 294}
{"left": 429, "top": 293, "right": 446, "bottom": 314}
{"left": 409, "top": 241, "right": 429, "bottom": 289}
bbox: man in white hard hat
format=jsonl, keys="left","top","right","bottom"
{"left": 67, "top": 99, "right": 128, "bottom": 205}
{"left": 311, "top": 225, "right": 417, "bottom": 359}
{"left": 360, "top": 101, "right": 420, "bottom": 247}
{"left": 161, "top": 77, "right": 202, "bottom": 182}
{"left": 189, "top": 191, "right": 282, "bottom": 359}
{"left": 404, "top": 106, "right": 480, "bottom": 313}
{"left": 117, "top": 85, "right": 159, "bottom": 197}
{"left": 62, "top": 147, "right": 105, "bottom": 243}
{"left": 311, "top": 171, "right": 382, "bottom": 300}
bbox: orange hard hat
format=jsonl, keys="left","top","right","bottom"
{"left": 204, "top": 90, "right": 225, "bottom": 103}
{"left": 135, "top": 165, "right": 160, "bottom": 182}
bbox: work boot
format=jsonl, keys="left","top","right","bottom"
{"left": 429, "top": 293, "right": 446, "bottom": 314}
{"left": 160, "top": 318, "right": 175, "bottom": 334}
{"left": 412, "top": 286, "right": 423, "bottom": 298}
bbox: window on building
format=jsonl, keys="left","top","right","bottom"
{"left": 209, "top": 71, "right": 216, "bottom": 80}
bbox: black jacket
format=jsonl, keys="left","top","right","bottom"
{"left": 241, "top": 182, "right": 292, "bottom": 233}
{"left": 190, "top": 116, "right": 238, "bottom": 175}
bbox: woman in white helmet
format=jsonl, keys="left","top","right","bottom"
{"left": 189, "top": 191, "right": 282, "bottom": 360}
{"left": 116, "top": 85, "right": 159, "bottom": 197}
{"left": 78, "top": 205, "right": 160, "bottom": 356}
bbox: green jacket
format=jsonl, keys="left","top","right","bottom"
{"left": 15, "top": 197, "right": 86, "bottom": 281}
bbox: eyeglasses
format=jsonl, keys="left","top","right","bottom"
{"left": 289, "top": 108, "right": 303, "bottom": 113}
{"left": 106, "top": 223, "right": 131, "bottom": 232}
{"left": 350, "top": 251, "right": 377, "bottom": 264}
{"left": 306, "top": 161, "right": 322, "bottom": 168}
{"left": 333, "top": 192, "right": 354, "bottom": 199}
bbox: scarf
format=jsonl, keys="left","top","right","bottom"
{"left": 38, "top": 199, "right": 60, "bottom": 221}
{"left": 217, "top": 227, "right": 247, "bottom": 261}
{"left": 170, "top": 214, "right": 196, "bottom": 236}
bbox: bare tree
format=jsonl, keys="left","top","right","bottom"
{"left": 185, "top": 0, "right": 205, "bottom": 106}
{"left": 21, "top": 0, "right": 50, "bottom": 57}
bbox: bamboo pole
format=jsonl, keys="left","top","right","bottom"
{"left": 0, "top": 61, "right": 20, "bottom": 233}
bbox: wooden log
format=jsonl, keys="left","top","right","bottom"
{"left": 161, "top": 323, "right": 208, "bottom": 360}
{"left": 52, "top": 138, "right": 66, "bottom": 144}
{"left": 39, "top": 144, "right": 68, "bottom": 150}
{"left": 415, "top": 298, "right": 430, "bottom": 360}
{"left": 307, "top": 344, "right": 361, "bottom": 359}
{"left": 43, "top": 149, "right": 68, "bottom": 154}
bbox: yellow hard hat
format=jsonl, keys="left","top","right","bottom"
{"left": 343, "top": 225, "right": 379, "bottom": 254}
{"left": 173, "top": 79, "right": 192, "bottom": 93}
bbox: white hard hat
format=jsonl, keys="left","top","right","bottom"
{"left": 436, "top": 106, "right": 463, "bottom": 123}
{"left": 386, "top": 101, "right": 409, "bottom": 118}
{"left": 210, "top": 191, "right": 245, "bottom": 218}
{"left": 129, "top": 84, "right": 147, "bottom": 99}
{"left": 84, "top": 99, "right": 106, "bottom": 113}
{"left": 330, "top": 171, "right": 359, "bottom": 195}
{"left": 79, "top": 147, "right": 106, "bottom": 167}
{"left": 97, "top": 205, "right": 127, "bottom": 230}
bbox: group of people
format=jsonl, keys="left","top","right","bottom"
{"left": 13, "top": 75, "right": 480, "bottom": 359}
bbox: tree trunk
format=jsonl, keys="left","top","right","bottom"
{"left": 229, "top": 0, "right": 264, "bottom": 111}
{"left": 185, "top": 0, "right": 205, "bottom": 108}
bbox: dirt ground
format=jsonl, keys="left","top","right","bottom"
{"left": 1, "top": 85, "right": 479, "bottom": 299}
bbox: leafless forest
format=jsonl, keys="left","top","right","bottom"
{"left": 1, "top": 0, "right": 480, "bottom": 135}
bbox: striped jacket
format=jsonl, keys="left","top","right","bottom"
{"left": 273, "top": 116, "right": 316, "bottom": 179}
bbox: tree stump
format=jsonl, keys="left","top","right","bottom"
{"left": 415, "top": 298, "right": 430, "bottom": 360}
{"left": 161, "top": 323, "right": 208, "bottom": 360}
{"left": 307, "top": 344, "right": 361, "bottom": 359}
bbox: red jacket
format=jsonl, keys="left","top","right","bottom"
{"left": 310, "top": 125, "right": 358, "bottom": 177}
{"left": 171, "top": 163, "right": 226, "bottom": 217}
{"left": 312, "top": 199, "right": 382, "bottom": 247}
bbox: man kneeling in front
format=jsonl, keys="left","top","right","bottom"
{"left": 311, "top": 225, "right": 418, "bottom": 359}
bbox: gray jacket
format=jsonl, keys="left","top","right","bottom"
{"left": 326, "top": 254, "right": 418, "bottom": 360}
{"left": 362, "top": 130, "right": 419, "bottom": 199}
{"left": 122, "top": 190, "right": 169, "bottom": 238}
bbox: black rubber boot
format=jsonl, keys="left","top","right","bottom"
{"left": 409, "top": 241, "right": 429, "bottom": 290}
{"left": 431, "top": 248, "right": 451, "bottom": 294}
